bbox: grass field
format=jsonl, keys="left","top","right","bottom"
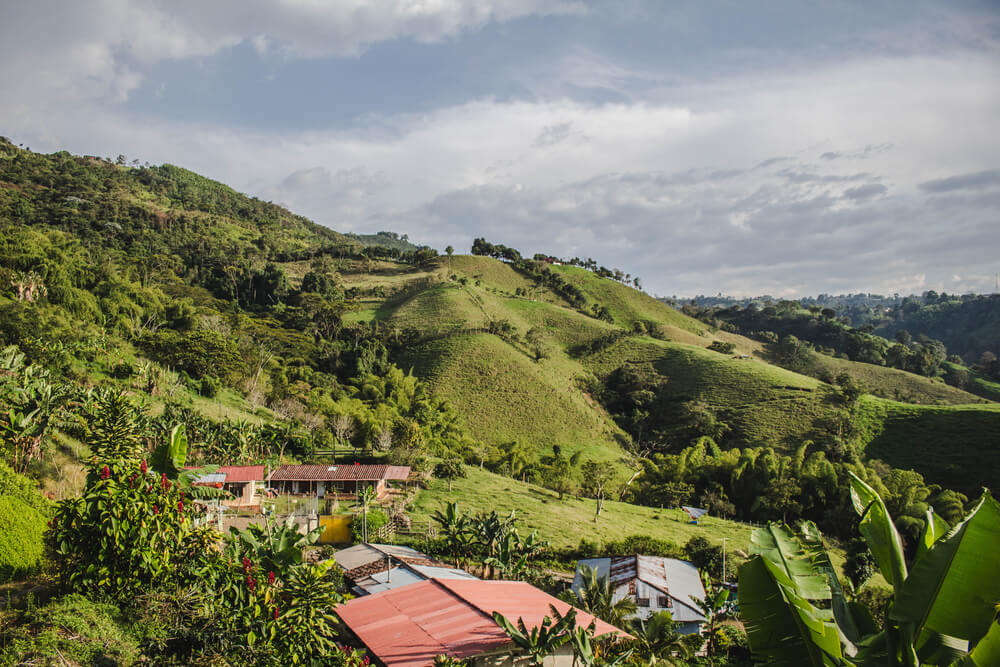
{"left": 856, "top": 397, "right": 1000, "bottom": 496}
{"left": 943, "top": 361, "right": 1000, "bottom": 402}
{"left": 409, "top": 464, "right": 755, "bottom": 552}
{"left": 798, "top": 353, "right": 987, "bottom": 405}
{"left": 549, "top": 264, "right": 706, "bottom": 334}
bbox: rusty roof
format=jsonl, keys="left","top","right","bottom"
{"left": 268, "top": 464, "right": 410, "bottom": 482}
{"left": 216, "top": 465, "right": 266, "bottom": 483}
{"left": 336, "top": 579, "right": 629, "bottom": 667}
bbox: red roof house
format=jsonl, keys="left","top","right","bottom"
{"left": 336, "top": 579, "right": 629, "bottom": 667}
{"left": 268, "top": 464, "right": 410, "bottom": 499}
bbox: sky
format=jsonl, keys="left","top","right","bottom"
{"left": 1, "top": 1, "right": 998, "bottom": 298}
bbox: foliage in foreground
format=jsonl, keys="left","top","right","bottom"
{"left": 738, "top": 472, "right": 1000, "bottom": 666}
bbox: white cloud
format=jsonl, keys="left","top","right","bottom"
{"left": 2, "top": 3, "right": 998, "bottom": 297}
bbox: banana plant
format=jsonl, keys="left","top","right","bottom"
{"left": 492, "top": 606, "right": 576, "bottom": 667}
{"left": 150, "top": 424, "right": 227, "bottom": 499}
{"left": 738, "top": 471, "right": 1000, "bottom": 666}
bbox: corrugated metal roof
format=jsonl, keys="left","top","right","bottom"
{"left": 574, "top": 557, "right": 707, "bottom": 623}
{"left": 216, "top": 465, "right": 266, "bottom": 483}
{"left": 335, "top": 543, "right": 434, "bottom": 571}
{"left": 410, "top": 565, "right": 479, "bottom": 581}
{"left": 268, "top": 464, "right": 410, "bottom": 482}
{"left": 191, "top": 472, "right": 226, "bottom": 485}
{"left": 336, "top": 580, "right": 628, "bottom": 667}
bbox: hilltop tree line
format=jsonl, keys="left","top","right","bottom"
{"left": 682, "top": 290, "right": 1000, "bottom": 366}
{"left": 684, "top": 299, "right": 1000, "bottom": 391}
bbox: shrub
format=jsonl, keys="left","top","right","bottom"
{"left": 199, "top": 374, "right": 221, "bottom": 398}
{"left": 707, "top": 341, "right": 736, "bottom": 355}
{"left": 351, "top": 508, "right": 388, "bottom": 542}
{"left": 46, "top": 460, "right": 193, "bottom": 601}
{"left": 0, "top": 593, "right": 141, "bottom": 665}
{"left": 0, "top": 460, "right": 52, "bottom": 514}
{"left": 603, "top": 534, "right": 682, "bottom": 558}
{"left": 0, "top": 496, "right": 47, "bottom": 580}
{"left": 110, "top": 361, "right": 135, "bottom": 379}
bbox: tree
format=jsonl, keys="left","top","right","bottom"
{"left": 627, "top": 611, "right": 693, "bottom": 665}
{"left": 688, "top": 573, "right": 731, "bottom": 657}
{"left": 491, "top": 607, "right": 575, "bottom": 667}
{"left": 581, "top": 460, "right": 615, "bottom": 520}
{"left": 434, "top": 458, "right": 466, "bottom": 492}
{"left": 431, "top": 502, "right": 472, "bottom": 567}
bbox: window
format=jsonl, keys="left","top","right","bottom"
{"left": 637, "top": 597, "right": 650, "bottom": 607}
{"left": 658, "top": 596, "right": 672, "bottom": 608}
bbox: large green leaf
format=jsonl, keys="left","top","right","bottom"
{"left": 916, "top": 509, "right": 950, "bottom": 563}
{"left": 849, "top": 472, "right": 907, "bottom": 591}
{"left": 891, "top": 491, "right": 1000, "bottom": 644}
{"left": 738, "top": 554, "right": 845, "bottom": 666}
{"left": 750, "top": 523, "right": 832, "bottom": 600}
{"left": 799, "top": 521, "right": 864, "bottom": 647}
{"left": 949, "top": 621, "right": 1000, "bottom": 667}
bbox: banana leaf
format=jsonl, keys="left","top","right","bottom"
{"left": 916, "top": 509, "right": 950, "bottom": 563}
{"left": 891, "top": 491, "right": 1000, "bottom": 644}
{"left": 949, "top": 621, "right": 1000, "bottom": 667}
{"left": 849, "top": 472, "right": 907, "bottom": 591}
{"left": 799, "top": 521, "right": 865, "bottom": 647}
{"left": 738, "top": 554, "right": 845, "bottom": 666}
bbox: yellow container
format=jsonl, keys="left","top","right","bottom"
{"left": 318, "top": 515, "right": 352, "bottom": 544}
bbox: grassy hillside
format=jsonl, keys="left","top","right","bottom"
{"left": 550, "top": 264, "right": 706, "bottom": 335}
{"left": 397, "top": 333, "right": 625, "bottom": 462}
{"left": 856, "top": 397, "right": 1000, "bottom": 495}
{"left": 409, "top": 464, "right": 754, "bottom": 551}
{"left": 790, "top": 350, "right": 987, "bottom": 405}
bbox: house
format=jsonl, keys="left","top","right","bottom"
{"left": 188, "top": 465, "right": 267, "bottom": 508}
{"left": 336, "top": 579, "right": 629, "bottom": 667}
{"left": 268, "top": 464, "right": 410, "bottom": 499}
{"left": 333, "top": 543, "right": 478, "bottom": 595}
{"left": 572, "top": 556, "right": 706, "bottom": 633}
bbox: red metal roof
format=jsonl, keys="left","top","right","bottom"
{"left": 269, "top": 464, "right": 411, "bottom": 482}
{"left": 336, "top": 579, "right": 628, "bottom": 667}
{"left": 216, "top": 465, "right": 266, "bottom": 483}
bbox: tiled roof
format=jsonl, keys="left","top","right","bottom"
{"left": 336, "top": 579, "right": 629, "bottom": 667}
{"left": 268, "top": 464, "right": 411, "bottom": 482}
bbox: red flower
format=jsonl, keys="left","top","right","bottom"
{"left": 153, "top": 504, "right": 159, "bottom": 515}
{"left": 273, "top": 606, "right": 280, "bottom": 619}
{"left": 100, "top": 465, "right": 110, "bottom": 480}
{"left": 247, "top": 574, "right": 256, "bottom": 591}
{"left": 140, "top": 459, "right": 147, "bottom": 474}
{"left": 178, "top": 500, "right": 184, "bottom": 512}
{"left": 160, "top": 472, "right": 169, "bottom": 489}
{"left": 268, "top": 571, "right": 275, "bottom": 585}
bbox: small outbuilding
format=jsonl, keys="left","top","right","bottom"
{"left": 572, "top": 555, "right": 706, "bottom": 633}
{"left": 333, "top": 543, "right": 478, "bottom": 595}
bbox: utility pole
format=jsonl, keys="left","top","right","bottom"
{"left": 722, "top": 537, "right": 727, "bottom": 584}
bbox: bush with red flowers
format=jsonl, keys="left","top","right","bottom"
{"left": 45, "top": 459, "right": 196, "bottom": 600}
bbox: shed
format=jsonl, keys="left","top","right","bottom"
{"left": 334, "top": 543, "right": 477, "bottom": 595}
